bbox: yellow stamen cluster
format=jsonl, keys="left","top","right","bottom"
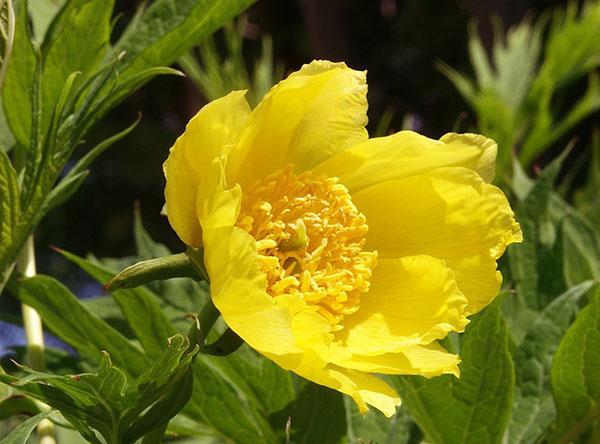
{"left": 237, "top": 165, "right": 377, "bottom": 330}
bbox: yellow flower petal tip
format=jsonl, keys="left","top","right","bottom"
{"left": 163, "top": 59, "right": 522, "bottom": 416}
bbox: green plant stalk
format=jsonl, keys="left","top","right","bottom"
{"left": 553, "top": 404, "right": 600, "bottom": 444}
{"left": 17, "top": 236, "right": 55, "bottom": 444}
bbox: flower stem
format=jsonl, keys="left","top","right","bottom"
{"left": 17, "top": 236, "right": 56, "bottom": 444}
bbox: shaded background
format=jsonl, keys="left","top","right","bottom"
{"left": 34, "top": 0, "right": 587, "bottom": 292}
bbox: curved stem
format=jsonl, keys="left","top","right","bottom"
{"left": 554, "top": 404, "right": 600, "bottom": 444}
{"left": 17, "top": 236, "right": 55, "bottom": 444}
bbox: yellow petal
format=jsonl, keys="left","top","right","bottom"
{"left": 335, "top": 342, "right": 460, "bottom": 378}
{"left": 327, "top": 368, "right": 401, "bottom": 417}
{"left": 195, "top": 156, "right": 242, "bottom": 230}
{"left": 439, "top": 133, "right": 496, "bottom": 182}
{"left": 163, "top": 90, "right": 250, "bottom": 246}
{"left": 272, "top": 293, "right": 352, "bottom": 364}
{"left": 272, "top": 359, "right": 401, "bottom": 417}
{"left": 228, "top": 60, "right": 368, "bottom": 188}
{"left": 313, "top": 131, "right": 497, "bottom": 194}
{"left": 338, "top": 256, "right": 469, "bottom": 355}
{"left": 203, "top": 225, "right": 302, "bottom": 357}
{"left": 353, "top": 167, "right": 522, "bottom": 314}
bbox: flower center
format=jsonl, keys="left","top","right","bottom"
{"left": 236, "top": 165, "right": 377, "bottom": 330}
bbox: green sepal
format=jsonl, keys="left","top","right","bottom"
{"left": 185, "top": 246, "right": 210, "bottom": 281}
{"left": 104, "top": 252, "right": 199, "bottom": 291}
{"left": 203, "top": 328, "right": 244, "bottom": 356}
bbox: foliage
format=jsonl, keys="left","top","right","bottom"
{"left": 438, "top": 1, "right": 600, "bottom": 177}
{"left": 5, "top": 157, "right": 600, "bottom": 442}
{"left": 179, "top": 18, "right": 284, "bottom": 106}
{"left": 0, "top": 0, "right": 14, "bottom": 88}
{"left": 1, "top": 334, "right": 196, "bottom": 443}
{"left": 0, "top": 410, "right": 55, "bottom": 443}
{"left": 394, "top": 301, "right": 514, "bottom": 444}
{"left": 0, "top": 0, "right": 254, "bottom": 291}
{"left": 550, "top": 291, "right": 600, "bottom": 443}
{"left": 1, "top": 1, "right": 600, "bottom": 443}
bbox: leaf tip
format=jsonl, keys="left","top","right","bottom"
{"left": 49, "top": 244, "right": 63, "bottom": 254}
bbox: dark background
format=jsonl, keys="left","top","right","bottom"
{"left": 35, "top": 0, "right": 579, "bottom": 291}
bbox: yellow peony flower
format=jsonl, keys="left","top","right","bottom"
{"left": 163, "top": 60, "right": 522, "bottom": 417}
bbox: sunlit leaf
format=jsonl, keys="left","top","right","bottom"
{"left": 112, "top": 0, "right": 255, "bottom": 85}
{"left": 2, "top": 0, "right": 35, "bottom": 148}
{"left": 14, "top": 274, "right": 150, "bottom": 377}
{"left": 550, "top": 289, "right": 600, "bottom": 443}
{"left": 40, "top": 0, "right": 113, "bottom": 136}
{"left": 0, "top": 335, "right": 197, "bottom": 443}
{"left": 0, "top": 149, "right": 17, "bottom": 253}
{"left": 506, "top": 281, "right": 595, "bottom": 443}
{"left": 394, "top": 302, "right": 514, "bottom": 444}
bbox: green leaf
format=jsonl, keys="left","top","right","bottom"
{"left": 1, "top": 335, "right": 197, "bottom": 443}
{"left": 133, "top": 205, "right": 170, "bottom": 259}
{"left": 394, "top": 302, "right": 514, "bottom": 444}
{"left": 41, "top": 170, "right": 88, "bottom": 213}
{"left": 0, "top": 394, "right": 40, "bottom": 420}
{"left": 344, "top": 396, "right": 414, "bottom": 444}
{"left": 500, "top": 290, "right": 539, "bottom": 347}
{"left": 550, "top": 289, "right": 600, "bottom": 443}
{"left": 57, "top": 248, "right": 286, "bottom": 442}
{"left": 40, "top": 0, "right": 114, "bottom": 135}
{"left": 179, "top": 21, "right": 282, "bottom": 106}
{"left": 535, "top": 2, "right": 600, "bottom": 90}
{"left": 61, "top": 219, "right": 302, "bottom": 442}
{"left": 64, "top": 114, "right": 141, "bottom": 180}
{"left": 0, "top": 410, "right": 55, "bottom": 444}
{"left": 120, "top": 335, "right": 198, "bottom": 438}
{"left": 519, "top": 2, "right": 600, "bottom": 166}
{"left": 0, "top": 373, "right": 100, "bottom": 442}
{"left": 123, "top": 367, "right": 193, "bottom": 442}
{"left": 184, "top": 351, "right": 283, "bottom": 443}
{"left": 0, "top": 0, "right": 15, "bottom": 90}
{"left": 559, "top": 196, "right": 600, "bottom": 286}
{"left": 522, "top": 73, "right": 600, "bottom": 165}
{"left": 27, "top": 0, "right": 65, "bottom": 44}
{"left": 211, "top": 345, "right": 296, "bottom": 416}
{"left": 509, "top": 153, "right": 568, "bottom": 312}
{"left": 0, "top": 149, "right": 18, "bottom": 264}
{"left": 139, "top": 421, "right": 168, "bottom": 444}
{"left": 506, "top": 281, "right": 596, "bottom": 443}
{"left": 466, "top": 19, "right": 544, "bottom": 112}
{"left": 438, "top": 18, "right": 544, "bottom": 173}
{"left": 271, "top": 381, "right": 346, "bottom": 444}
{"left": 436, "top": 60, "right": 476, "bottom": 105}
{"left": 112, "top": 0, "right": 255, "bottom": 85}
{"left": 55, "top": 248, "right": 179, "bottom": 359}
{"left": 574, "top": 128, "right": 600, "bottom": 225}
{"left": 86, "top": 214, "right": 205, "bottom": 326}
{"left": 80, "top": 294, "right": 134, "bottom": 338}
{"left": 0, "top": 98, "right": 16, "bottom": 152}
{"left": 78, "top": 67, "right": 182, "bottom": 137}
{"left": 14, "top": 274, "right": 150, "bottom": 377}
{"left": 132, "top": 208, "right": 206, "bottom": 317}
{"left": 2, "top": 0, "right": 35, "bottom": 148}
